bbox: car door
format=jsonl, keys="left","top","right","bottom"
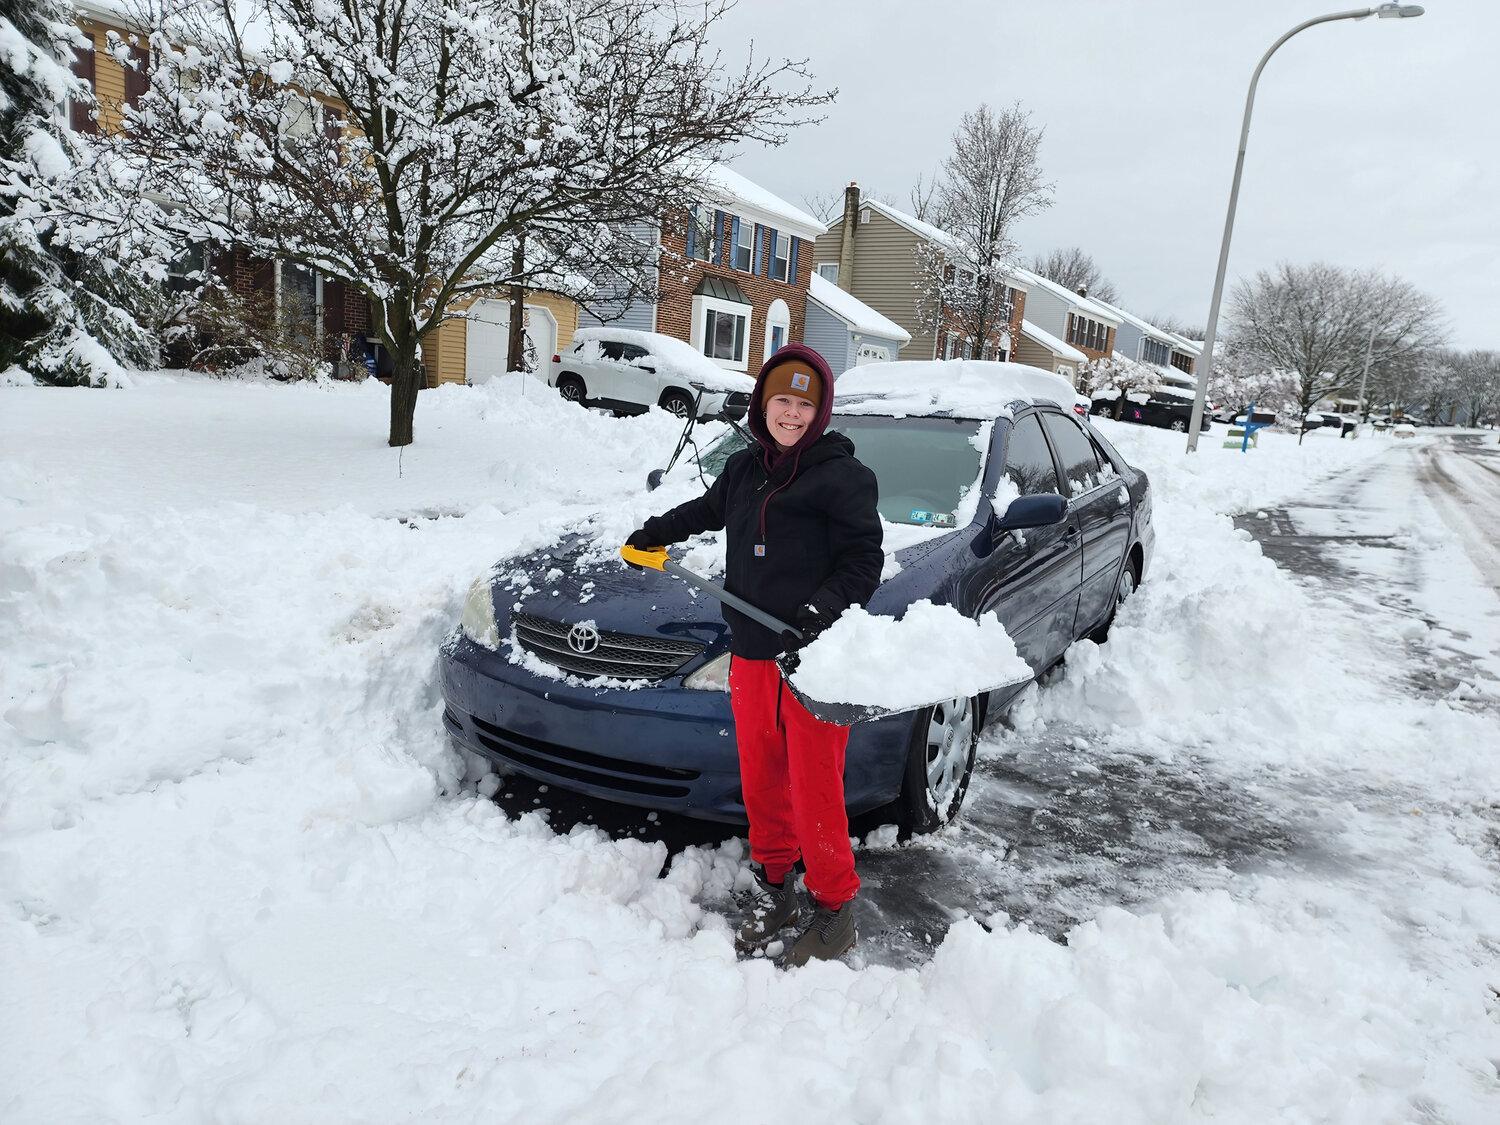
{"left": 618, "top": 343, "right": 657, "bottom": 409}
{"left": 965, "top": 411, "right": 1082, "bottom": 674}
{"left": 586, "top": 339, "right": 629, "bottom": 405}
{"left": 1041, "top": 411, "right": 1132, "bottom": 636}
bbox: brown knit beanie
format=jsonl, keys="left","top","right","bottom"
{"left": 760, "top": 358, "right": 823, "bottom": 410}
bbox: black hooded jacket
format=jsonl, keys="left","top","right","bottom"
{"left": 638, "top": 345, "right": 883, "bottom": 660}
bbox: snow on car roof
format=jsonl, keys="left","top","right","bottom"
{"left": 571, "top": 328, "right": 755, "bottom": 393}
{"left": 833, "top": 360, "right": 1079, "bottom": 419}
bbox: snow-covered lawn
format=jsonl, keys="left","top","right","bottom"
{"left": 3, "top": 374, "right": 1497, "bottom": 1122}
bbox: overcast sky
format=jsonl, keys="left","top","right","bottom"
{"left": 711, "top": 0, "right": 1497, "bottom": 350}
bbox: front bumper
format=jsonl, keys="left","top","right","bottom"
{"left": 440, "top": 631, "right": 911, "bottom": 823}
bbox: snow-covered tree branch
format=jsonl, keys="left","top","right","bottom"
{"left": 106, "top": 0, "right": 831, "bottom": 445}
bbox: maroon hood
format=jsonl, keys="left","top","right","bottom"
{"left": 746, "top": 343, "right": 836, "bottom": 463}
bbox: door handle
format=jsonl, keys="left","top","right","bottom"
{"left": 1064, "top": 525, "right": 1080, "bottom": 540}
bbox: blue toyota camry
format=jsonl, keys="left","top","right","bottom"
{"left": 440, "top": 361, "right": 1154, "bottom": 833}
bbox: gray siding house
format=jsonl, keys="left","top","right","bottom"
{"left": 803, "top": 274, "right": 910, "bottom": 376}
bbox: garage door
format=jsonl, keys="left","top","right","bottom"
{"left": 465, "top": 300, "right": 558, "bottom": 383}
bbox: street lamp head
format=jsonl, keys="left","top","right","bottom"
{"left": 1373, "top": 3, "right": 1424, "bottom": 16}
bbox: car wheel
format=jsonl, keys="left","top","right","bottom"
{"left": 557, "top": 374, "right": 586, "bottom": 405}
{"left": 659, "top": 390, "right": 694, "bottom": 419}
{"left": 1089, "top": 556, "right": 1140, "bottom": 644}
{"left": 896, "top": 695, "right": 979, "bottom": 835}
{"left": 1169, "top": 418, "right": 1186, "bottom": 432}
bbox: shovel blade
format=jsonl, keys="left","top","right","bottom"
{"left": 775, "top": 654, "right": 1030, "bottom": 726}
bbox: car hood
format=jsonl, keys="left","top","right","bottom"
{"left": 488, "top": 526, "right": 978, "bottom": 659}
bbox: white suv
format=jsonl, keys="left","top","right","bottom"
{"left": 548, "top": 328, "right": 754, "bottom": 421}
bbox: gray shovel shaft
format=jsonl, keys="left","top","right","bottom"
{"left": 662, "top": 559, "right": 803, "bottom": 641}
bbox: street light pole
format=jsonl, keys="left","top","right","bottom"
{"left": 1185, "top": 3, "right": 1425, "bottom": 453}
{"left": 1355, "top": 318, "right": 1378, "bottom": 430}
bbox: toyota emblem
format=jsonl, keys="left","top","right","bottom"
{"left": 567, "top": 623, "right": 601, "bottom": 654}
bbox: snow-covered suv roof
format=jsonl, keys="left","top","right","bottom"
{"left": 833, "top": 360, "right": 1079, "bottom": 420}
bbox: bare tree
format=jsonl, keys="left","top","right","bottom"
{"left": 799, "top": 185, "right": 896, "bottom": 227}
{"left": 915, "top": 102, "right": 1053, "bottom": 359}
{"left": 105, "top": 0, "right": 830, "bottom": 445}
{"left": 1029, "top": 247, "right": 1117, "bottom": 304}
{"left": 1148, "top": 314, "right": 1204, "bottom": 342}
{"left": 907, "top": 171, "right": 942, "bottom": 225}
{"left": 1223, "top": 262, "right": 1446, "bottom": 418}
{"left": 1451, "top": 349, "right": 1500, "bottom": 427}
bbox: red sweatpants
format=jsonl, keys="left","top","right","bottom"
{"left": 728, "top": 657, "right": 859, "bottom": 908}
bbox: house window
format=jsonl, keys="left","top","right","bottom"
{"left": 282, "top": 96, "right": 318, "bottom": 138}
{"left": 1171, "top": 351, "right": 1193, "bottom": 374}
{"left": 167, "top": 244, "right": 205, "bottom": 293}
{"left": 733, "top": 218, "right": 752, "bottom": 271}
{"left": 1142, "top": 337, "right": 1171, "bottom": 367}
{"left": 817, "top": 262, "right": 839, "bottom": 284}
{"left": 691, "top": 292, "right": 751, "bottom": 371}
{"left": 772, "top": 232, "right": 790, "bottom": 282}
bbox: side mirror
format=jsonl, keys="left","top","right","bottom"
{"left": 994, "top": 493, "right": 1067, "bottom": 531}
{"left": 646, "top": 468, "right": 666, "bottom": 491}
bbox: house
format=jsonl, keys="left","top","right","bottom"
{"left": 565, "top": 163, "right": 825, "bottom": 378}
{"left": 1008, "top": 267, "right": 1122, "bottom": 370}
{"left": 810, "top": 187, "right": 1027, "bottom": 365}
{"left": 1014, "top": 320, "right": 1086, "bottom": 383}
{"left": 1088, "top": 298, "right": 1201, "bottom": 382}
{"left": 803, "top": 274, "right": 910, "bottom": 376}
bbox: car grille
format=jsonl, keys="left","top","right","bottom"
{"left": 510, "top": 611, "right": 704, "bottom": 681}
{"left": 463, "top": 711, "right": 699, "bottom": 799}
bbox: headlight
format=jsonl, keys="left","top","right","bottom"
{"left": 682, "top": 651, "right": 730, "bottom": 691}
{"left": 460, "top": 575, "right": 499, "bottom": 648}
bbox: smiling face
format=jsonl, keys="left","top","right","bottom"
{"left": 765, "top": 393, "right": 818, "bottom": 449}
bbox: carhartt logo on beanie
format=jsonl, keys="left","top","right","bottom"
{"left": 760, "top": 359, "right": 823, "bottom": 410}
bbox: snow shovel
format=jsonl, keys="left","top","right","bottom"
{"left": 620, "top": 545, "right": 1016, "bottom": 726}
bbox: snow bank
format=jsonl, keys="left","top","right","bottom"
{"left": 791, "top": 601, "right": 1030, "bottom": 708}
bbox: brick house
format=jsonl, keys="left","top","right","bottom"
{"left": 574, "top": 163, "right": 826, "bottom": 377}
{"left": 810, "top": 187, "right": 1028, "bottom": 367}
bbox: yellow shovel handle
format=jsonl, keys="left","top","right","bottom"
{"left": 620, "top": 545, "right": 670, "bottom": 570}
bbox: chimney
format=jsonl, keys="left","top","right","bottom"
{"left": 837, "top": 182, "right": 859, "bottom": 293}
{"left": 1077, "top": 286, "right": 1088, "bottom": 298}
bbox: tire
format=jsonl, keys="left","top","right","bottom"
{"left": 1089, "top": 556, "right": 1140, "bottom": 644}
{"left": 659, "top": 389, "right": 694, "bottom": 419}
{"left": 1169, "top": 418, "right": 1187, "bottom": 432}
{"left": 895, "top": 695, "right": 980, "bottom": 835}
{"left": 556, "top": 374, "right": 586, "bottom": 405}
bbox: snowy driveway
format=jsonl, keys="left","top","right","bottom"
{"left": 3, "top": 378, "right": 1498, "bottom": 1123}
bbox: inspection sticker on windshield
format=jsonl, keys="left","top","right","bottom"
{"left": 909, "top": 510, "right": 956, "bottom": 527}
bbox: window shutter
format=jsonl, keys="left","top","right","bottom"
{"left": 763, "top": 228, "right": 776, "bottom": 276}
{"left": 730, "top": 215, "right": 740, "bottom": 270}
{"left": 322, "top": 104, "right": 344, "bottom": 143}
{"left": 685, "top": 206, "right": 696, "bottom": 260}
{"left": 788, "top": 238, "right": 798, "bottom": 284}
{"left": 70, "top": 44, "right": 97, "bottom": 134}
{"left": 713, "top": 210, "right": 724, "bottom": 265}
{"left": 752, "top": 224, "right": 762, "bottom": 275}
{"left": 124, "top": 43, "right": 150, "bottom": 109}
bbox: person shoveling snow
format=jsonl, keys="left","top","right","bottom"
{"left": 624, "top": 345, "right": 882, "bottom": 967}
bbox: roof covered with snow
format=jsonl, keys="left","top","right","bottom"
{"left": 833, "top": 360, "right": 1078, "bottom": 419}
{"left": 571, "top": 327, "right": 754, "bottom": 393}
{"left": 1010, "top": 268, "right": 1122, "bottom": 325}
{"left": 693, "top": 163, "right": 825, "bottom": 242}
{"left": 806, "top": 275, "right": 911, "bottom": 343}
{"left": 1020, "top": 320, "right": 1086, "bottom": 364}
{"left": 1088, "top": 297, "right": 1203, "bottom": 358}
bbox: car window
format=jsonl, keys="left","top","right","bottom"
{"left": 1087, "top": 429, "right": 1124, "bottom": 477}
{"left": 1002, "top": 413, "right": 1060, "bottom": 496}
{"left": 599, "top": 341, "right": 626, "bottom": 361}
{"left": 694, "top": 416, "right": 985, "bottom": 528}
{"left": 621, "top": 344, "right": 650, "bottom": 362}
{"left": 1041, "top": 413, "right": 1106, "bottom": 496}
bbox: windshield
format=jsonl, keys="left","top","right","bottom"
{"left": 695, "top": 415, "right": 985, "bottom": 527}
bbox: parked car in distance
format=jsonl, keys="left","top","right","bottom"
{"left": 1093, "top": 394, "right": 1210, "bottom": 433}
{"left": 441, "top": 361, "right": 1156, "bottom": 835}
{"left": 548, "top": 327, "right": 754, "bottom": 421}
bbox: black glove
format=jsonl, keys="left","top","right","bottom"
{"left": 624, "top": 527, "right": 657, "bottom": 570}
{"left": 792, "top": 600, "right": 837, "bottom": 648}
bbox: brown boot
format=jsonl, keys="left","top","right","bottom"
{"left": 783, "top": 899, "right": 856, "bottom": 967}
{"left": 735, "top": 871, "right": 800, "bottom": 951}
